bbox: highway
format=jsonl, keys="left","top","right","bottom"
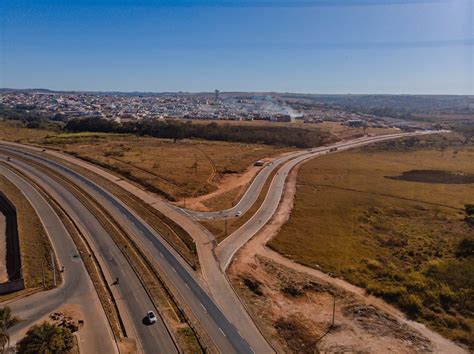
{"left": 0, "top": 164, "right": 117, "bottom": 354}
{"left": 0, "top": 145, "right": 256, "bottom": 354}
{"left": 0, "top": 157, "right": 178, "bottom": 354}
{"left": 0, "top": 130, "right": 445, "bottom": 353}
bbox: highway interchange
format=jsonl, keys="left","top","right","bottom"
{"left": 0, "top": 130, "right": 444, "bottom": 353}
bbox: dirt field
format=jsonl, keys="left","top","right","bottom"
{"left": 231, "top": 255, "right": 437, "bottom": 353}
{"left": 37, "top": 132, "right": 294, "bottom": 201}
{"left": 269, "top": 135, "right": 474, "bottom": 347}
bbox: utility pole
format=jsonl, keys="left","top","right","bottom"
{"left": 224, "top": 216, "right": 228, "bottom": 237}
{"left": 136, "top": 121, "right": 142, "bottom": 141}
{"left": 42, "top": 260, "right": 45, "bottom": 288}
{"left": 331, "top": 294, "right": 336, "bottom": 328}
{"left": 51, "top": 251, "right": 56, "bottom": 287}
{"left": 192, "top": 154, "right": 198, "bottom": 176}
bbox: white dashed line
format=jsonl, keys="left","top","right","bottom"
{"left": 200, "top": 303, "right": 207, "bottom": 313}
{"left": 219, "top": 327, "right": 226, "bottom": 337}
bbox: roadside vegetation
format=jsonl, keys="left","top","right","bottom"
{"left": 64, "top": 116, "right": 333, "bottom": 148}
{"left": 16, "top": 322, "right": 74, "bottom": 354}
{"left": 270, "top": 133, "right": 474, "bottom": 347}
{"left": 0, "top": 306, "right": 19, "bottom": 353}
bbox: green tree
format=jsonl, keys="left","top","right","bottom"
{"left": 0, "top": 306, "right": 19, "bottom": 353}
{"left": 16, "top": 322, "right": 73, "bottom": 354}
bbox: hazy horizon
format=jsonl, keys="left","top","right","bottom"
{"left": 1, "top": 0, "right": 473, "bottom": 94}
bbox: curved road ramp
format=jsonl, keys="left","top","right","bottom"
{"left": 0, "top": 192, "right": 24, "bottom": 294}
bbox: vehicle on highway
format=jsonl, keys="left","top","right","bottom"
{"left": 147, "top": 311, "right": 157, "bottom": 324}
{"left": 235, "top": 211, "right": 242, "bottom": 217}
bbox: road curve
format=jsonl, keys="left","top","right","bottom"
{"left": 0, "top": 145, "right": 257, "bottom": 354}
{"left": 0, "top": 164, "right": 118, "bottom": 354}
{"left": 188, "top": 131, "right": 447, "bottom": 220}
{"left": 0, "top": 130, "right": 445, "bottom": 353}
{"left": 216, "top": 130, "right": 445, "bottom": 270}
{"left": 0, "top": 156, "right": 178, "bottom": 354}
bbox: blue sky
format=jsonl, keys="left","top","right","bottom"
{"left": 1, "top": 0, "right": 473, "bottom": 94}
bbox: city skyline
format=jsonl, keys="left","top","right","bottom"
{"left": 1, "top": 0, "right": 473, "bottom": 94}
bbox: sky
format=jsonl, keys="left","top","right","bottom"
{"left": 0, "top": 0, "right": 473, "bottom": 94}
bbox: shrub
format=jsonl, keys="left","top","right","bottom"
{"left": 17, "top": 322, "right": 74, "bottom": 354}
{"left": 438, "top": 284, "right": 457, "bottom": 311}
{"left": 456, "top": 237, "right": 474, "bottom": 258}
{"left": 242, "top": 277, "right": 263, "bottom": 296}
{"left": 465, "top": 204, "right": 474, "bottom": 216}
{"left": 398, "top": 293, "right": 423, "bottom": 317}
{"left": 366, "top": 281, "right": 407, "bottom": 302}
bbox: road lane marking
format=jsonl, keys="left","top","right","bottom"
{"left": 218, "top": 327, "right": 226, "bottom": 337}
{"left": 200, "top": 303, "right": 207, "bottom": 313}
{"left": 184, "top": 283, "right": 190, "bottom": 290}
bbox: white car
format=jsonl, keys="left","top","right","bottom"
{"left": 147, "top": 311, "right": 157, "bottom": 324}
{"left": 235, "top": 211, "right": 242, "bottom": 217}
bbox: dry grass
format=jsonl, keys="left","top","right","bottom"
{"left": 0, "top": 121, "right": 56, "bottom": 142}
{"left": 189, "top": 119, "right": 399, "bottom": 138}
{"left": 201, "top": 186, "right": 242, "bottom": 211}
{"left": 270, "top": 135, "right": 474, "bottom": 347}
{"left": 0, "top": 173, "right": 59, "bottom": 295}
{"left": 37, "top": 132, "right": 293, "bottom": 200}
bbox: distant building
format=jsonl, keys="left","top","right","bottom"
{"left": 215, "top": 89, "right": 220, "bottom": 101}
{"left": 347, "top": 119, "right": 365, "bottom": 127}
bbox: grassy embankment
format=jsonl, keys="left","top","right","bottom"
{"left": 0, "top": 174, "right": 59, "bottom": 301}
{"left": 270, "top": 133, "right": 474, "bottom": 347}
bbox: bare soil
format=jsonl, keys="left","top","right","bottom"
{"left": 182, "top": 152, "right": 289, "bottom": 211}
{"left": 228, "top": 160, "right": 467, "bottom": 353}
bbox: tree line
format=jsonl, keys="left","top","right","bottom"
{"left": 65, "top": 117, "right": 332, "bottom": 148}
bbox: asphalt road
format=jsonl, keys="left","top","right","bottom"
{"left": 0, "top": 130, "right": 445, "bottom": 353}
{"left": 215, "top": 130, "right": 443, "bottom": 270}
{"left": 0, "top": 157, "right": 178, "bottom": 354}
{"left": 186, "top": 133, "right": 415, "bottom": 220}
{"left": 0, "top": 164, "right": 117, "bottom": 354}
{"left": 0, "top": 146, "right": 256, "bottom": 354}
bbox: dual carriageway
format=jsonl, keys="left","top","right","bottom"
{"left": 0, "top": 130, "right": 442, "bottom": 353}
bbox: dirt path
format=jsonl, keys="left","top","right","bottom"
{"left": 181, "top": 154, "right": 284, "bottom": 211}
{"left": 0, "top": 211, "right": 7, "bottom": 283}
{"left": 230, "top": 162, "right": 467, "bottom": 353}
